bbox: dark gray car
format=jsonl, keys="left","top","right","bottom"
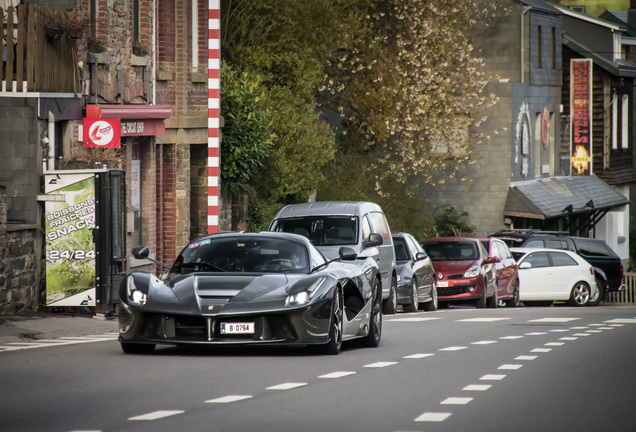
{"left": 392, "top": 232, "right": 437, "bottom": 312}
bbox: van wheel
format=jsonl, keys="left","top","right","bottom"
{"left": 382, "top": 276, "right": 398, "bottom": 314}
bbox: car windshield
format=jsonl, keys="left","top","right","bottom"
{"left": 422, "top": 241, "right": 479, "bottom": 261}
{"left": 171, "top": 237, "right": 310, "bottom": 274}
{"left": 270, "top": 216, "right": 358, "bottom": 246}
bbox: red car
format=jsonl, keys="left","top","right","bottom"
{"left": 479, "top": 237, "right": 520, "bottom": 307}
{"left": 421, "top": 237, "right": 499, "bottom": 308}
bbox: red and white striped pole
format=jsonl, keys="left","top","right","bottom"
{"left": 207, "top": 0, "right": 220, "bottom": 233}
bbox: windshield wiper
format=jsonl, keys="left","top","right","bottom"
{"left": 179, "top": 262, "right": 227, "bottom": 272}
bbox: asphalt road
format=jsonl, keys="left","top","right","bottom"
{"left": 1, "top": 305, "right": 635, "bottom": 432}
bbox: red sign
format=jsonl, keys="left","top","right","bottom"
{"left": 570, "top": 59, "right": 592, "bottom": 176}
{"left": 83, "top": 118, "right": 121, "bottom": 148}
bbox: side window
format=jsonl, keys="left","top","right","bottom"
{"left": 368, "top": 212, "right": 390, "bottom": 240}
{"left": 576, "top": 240, "right": 612, "bottom": 257}
{"left": 406, "top": 235, "right": 424, "bottom": 256}
{"left": 549, "top": 252, "right": 578, "bottom": 266}
{"left": 546, "top": 239, "right": 569, "bottom": 250}
{"left": 392, "top": 237, "right": 410, "bottom": 260}
{"left": 498, "top": 241, "right": 513, "bottom": 259}
{"left": 523, "top": 251, "right": 549, "bottom": 268}
{"left": 525, "top": 239, "right": 545, "bottom": 248}
{"left": 309, "top": 246, "right": 327, "bottom": 269}
{"left": 361, "top": 215, "right": 372, "bottom": 243}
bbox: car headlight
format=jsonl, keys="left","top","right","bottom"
{"left": 126, "top": 277, "right": 147, "bottom": 305}
{"left": 397, "top": 274, "right": 402, "bottom": 282}
{"left": 463, "top": 265, "right": 480, "bottom": 278}
{"left": 286, "top": 278, "right": 327, "bottom": 306}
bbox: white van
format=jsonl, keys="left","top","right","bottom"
{"left": 269, "top": 201, "right": 398, "bottom": 314}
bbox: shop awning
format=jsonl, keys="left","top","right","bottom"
{"left": 85, "top": 104, "right": 171, "bottom": 136}
{"left": 504, "top": 176, "right": 629, "bottom": 220}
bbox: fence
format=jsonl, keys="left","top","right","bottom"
{"left": 604, "top": 272, "right": 636, "bottom": 305}
{"left": 1, "top": 4, "right": 77, "bottom": 93}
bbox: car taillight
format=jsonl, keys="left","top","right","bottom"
{"left": 589, "top": 267, "right": 595, "bottom": 276}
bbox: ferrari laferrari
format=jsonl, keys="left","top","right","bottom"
{"left": 118, "top": 232, "right": 382, "bottom": 355}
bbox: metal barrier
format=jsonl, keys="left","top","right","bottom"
{"left": 603, "top": 272, "right": 636, "bottom": 305}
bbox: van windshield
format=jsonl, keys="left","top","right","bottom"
{"left": 270, "top": 216, "right": 359, "bottom": 246}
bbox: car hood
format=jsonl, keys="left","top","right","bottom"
{"left": 431, "top": 260, "right": 477, "bottom": 275}
{"left": 138, "top": 272, "right": 308, "bottom": 315}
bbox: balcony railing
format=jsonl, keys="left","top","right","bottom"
{"left": 2, "top": 4, "right": 77, "bottom": 93}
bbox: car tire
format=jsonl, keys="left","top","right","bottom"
{"left": 486, "top": 281, "right": 498, "bottom": 308}
{"left": 403, "top": 279, "right": 419, "bottom": 313}
{"left": 422, "top": 281, "right": 438, "bottom": 312}
{"left": 120, "top": 342, "right": 155, "bottom": 354}
{"left": 588, "top": 277, "right": 605, "bottom": 307}
{"left": 382, "top": 276, "right": 398, "bottom": 314}
{"left": 507, "top": 280, "right": 520, "bottom": 308}
{"left": 475, "top": 287, "right": 487, "bottom": 308}
{"left": 364, "top": 278, "right": 382, "bottom": 348}
{"left": 321, "top": 288, "right": 344, "bottom": 355}
{"left": 569, "top": 281, "right": 591, "bottom": 307}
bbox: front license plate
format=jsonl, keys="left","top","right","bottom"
{"left": 437, "top": 281, "right": 451, "bottom": 287}
{"left": 221, "top": 322, "right": 255, "bottom": 334}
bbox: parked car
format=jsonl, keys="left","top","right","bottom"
{"left": 392, "top": 232, "right": 437, "bottom": 312}
{"left": 268, "top": 201, "right": 399, "bottom": 314}
{"left": 420, "top": 237, "right": 499, "bottom": 308}
{"left": 510, "top": 247, "right": 596, "bottom": 307}
{"left": 118, "top": 232, "right": 382, "bottom": 355}
{"left": 478, "top": 237, "right": 520, "bottom": 307}
{"left": 491, "top": 229, "right": 624, "bottom": 306}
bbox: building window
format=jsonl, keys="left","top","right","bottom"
{"left": 134, "top": 0, "right": 140, "bottom": 44}
{"left": 192, "top": 0, "right": 198, "bottom": 72}
{"left": 551, "top": 28, "right": 556, "bottom": 70}
{"left": 622, "top": 95, "right": 629, "bottom": 149}
{"left": 537, "top": 26, "right": 542, "bottom": 69}
{"left": 612, "top": 94, "right": 618, "bottom": 150}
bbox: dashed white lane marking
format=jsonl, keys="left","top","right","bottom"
{"left": 498, "top": 364, "right": 523, "bottom": 370}
{"left": 589, "top": 323, "right": 605, "bottom": 326}
{"left": 404, "top": 353, "right": 434, "bottom": 359}
{"left": 457, "top": 318, "right": 510, "bottom": 322}
{"left": 463, "top": 384, "right": 491, "bottom": 391}
{"left": 439, "top": 346, "right": 467, "bottom": 351}
{"left": 528, "top": 318, "right": 580, "bottom": 323}
{"left": 573, "top": 333, "right": 590, "bottom": 336}
{"left": 472, "top": 340, "right": 497, "bottom": 345}
{"left": 548, "top": 329, "right": 570, "bottom": 333}
{"left": 414, "top": 412, "right": 452, "bottom": 422}
{"left": 318, "top": 371, "right": 357, "bottom": 379}
{"left": 441, "top": 397, "right": 473, "bottom": 405}
{"left": 570, "top": 326, "right": 589, "bottom": 330}
{"left": 391, "top": 317, "right": 441, "bottom": 322}
{"left": 500, "top": 336, "right": 523, "bottom": 340}
{"left": 586, "top": 330, "right": 603, "bottom": 333}
{"left": 266, "top": 382, "right": 308, "bottom": 390}
{"left": 69, "top": 430, "right": 102, "bottom": 432}
{"left": 128, "top": 410, "right": 184, "bottom": 421}
{"left": 205, "top": 395, "right": 253, "bottom": 403}
{"left": 608, "top": 324, "right": 625, "bottom": 327}
{"left": 515, "top": 355, "right": 538, "bottom": 361}
{"left": 480, "top": 374, "right": 506, "bottom": 381}
{"left": 559, "top": 337, "right": 578, "bottom": 341}
{"left": 525, "top": 332, "right": 548, "bottom": 336}
{"left": 605, "top": 319, "right": 635, "bottom": 324}
{"left": 531, "top": 348, "right": 552, "bottom": 352}
{"left": 545, "top": 342, "right": 565, "bottom": 346}
{"left": 598, "top": 327, "right": 615, "bottom": 330}
{"left": 364, "top": 361, "right": 398, "bottom": 368}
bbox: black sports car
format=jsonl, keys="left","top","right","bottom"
{"left": 118, "top": 232, "right": 382, "bottom": 355}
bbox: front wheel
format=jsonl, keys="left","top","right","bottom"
{"left": 486, "top": 280, "right": 498, "bottom": 308}
{"left": 320, "top": 288, "right": 344, "bottom": 355}
{"left": 421, "top": 281, "right": 438, "bottom": 312}
{"left": 403, "top": 279, "right": 419, "bottom": 313}
{"left": 506, "top": 280, "right": 520, "bottom": 308}
{"left": 382, "top": 276, "right": 398, "bottom": 314}
{"left": 569, "top": 281, "right": 591, "bottom": 307}
{"left": 365, "top": 278, "right": 382, "bottom": 348}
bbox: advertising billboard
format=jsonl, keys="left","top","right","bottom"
{"left": 570, "top": 59, "right": 593, "bottom": 175}
{"left": 44, "top": 172, "right": 97, "bottom": 306}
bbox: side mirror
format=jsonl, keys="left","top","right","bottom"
{"left": 519, "top": 261, "right": 532, "bottom": 269}
{"left": 483, "top": 256, "right": 500, "bottom": 265}
{"left": 132, "top": 245, "right": 150, "bottom": 259}
{"left": 415, "top": 252, "right": 427, "bottom": 261}
{"left": 339, "top": 247, "right": 358, "bottom": 260}
{"left": 364, "top": 233, "right": 383, "bottom": 248}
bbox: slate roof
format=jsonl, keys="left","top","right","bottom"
{"left": 504, "top": 176, "right": 629, "bottom": 220}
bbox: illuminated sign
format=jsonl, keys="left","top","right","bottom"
{"left": 570, "top": 59, "right": 592, "bottom": 175}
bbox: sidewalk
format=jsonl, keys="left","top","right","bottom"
{"left": 0, "top": 312, "right": 119, "bottom": 345}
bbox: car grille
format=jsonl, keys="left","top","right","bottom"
{"left": 447, "top": 274, "right": 467, "bottom": 280}
{"left": 145, "top": 313, "right": 297, "bottom": 342}
{"left": 437, "top": 284, "right": 477, "bottom": 297}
